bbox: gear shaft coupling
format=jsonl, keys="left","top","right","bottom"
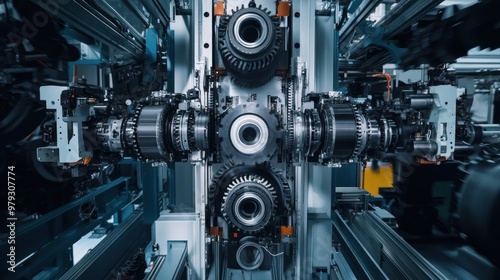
{"left": 286, "top": 98, "right": 401, "bottom": 163}
{"left": 96, "top": 104, "right": 211, "bottom": 161}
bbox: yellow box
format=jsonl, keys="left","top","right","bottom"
{"left": 362, "top": 163, "right": 393, "bottom": 196}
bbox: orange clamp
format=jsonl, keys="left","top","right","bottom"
{"left": 214, "top": 1, "right": 225, "bottom": 16}
{"left": 281, "top": 225, "right": 293, "bottom": 236}
{"left": 277, "top": 1, "right": 291, "bottom": 17}
{"left": 210, "top": 226, "right": 223, "bottom": 236}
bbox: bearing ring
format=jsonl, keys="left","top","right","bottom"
{"left": 233, "top": 13, "right": 268, "bottom": 49}
{"left": 230, "top": 114, "right": 269, "bottom": 155}
{"left": 236, "top": 236, "right": 265, "bottom": 271}
{"left": 219, "top": 103, "right": 279, "bottom": 164}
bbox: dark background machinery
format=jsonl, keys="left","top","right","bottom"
{"left": 1, "top": 0, "right": 500, "bottom": 279}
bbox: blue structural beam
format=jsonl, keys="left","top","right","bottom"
{"left": 1, "top": 177, "right": 131, "bottom": 278}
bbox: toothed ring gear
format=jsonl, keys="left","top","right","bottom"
{"left": 222, "top": 174, "right": 277, "bottom": 233}
{"left": 210, "top": 164, "right": 291, "bottom": 233}
{"left": 218, "top": 3, "right": 282, "bottom": 87}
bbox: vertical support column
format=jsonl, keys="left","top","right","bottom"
{"left": 332, "top": 29, "right": 339, "bottom": 89}
{"left": 295, "top": 164, "right": 307, "bottom": 279}
{"left": 314, "top": 12, "right": 335, "bottom": 91}
{"left": 139, "top": 162, "right": 161, "bottom": 225}
{"left": 297, "top": 0, "right": 316, "bottom": 92}
{"left": 292, "top": 0, "right": 316, "bottom": 278}
{"left": 166, "top": 28, "right": 175, "bottom": 93}
{"left": 214, "top": 238, "right": 221, "bottom": 280}
{"left": 307, "top": 165, "right": 333, "bottom": 277}
{"left": 193, "top": 0, "right": 213, "bottom": 108}
{"left": 191, "top": 1, "right": 213, "bottom": 279}
{"left": 193, "top": 162, "right": 208, "bottom": 279}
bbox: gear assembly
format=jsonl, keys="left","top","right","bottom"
{"left": 2, "top": 0, "right": 500, "bottom": 279}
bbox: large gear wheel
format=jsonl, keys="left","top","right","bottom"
{"left": 210, "top": 164, "right": 291, "bottom": 233}
{"left": 222, "top": 174, "right": 277, "bottom": 233}
{"left": 218, "top": 2, "right": 282, "bottom": 88}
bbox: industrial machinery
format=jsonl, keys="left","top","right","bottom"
{"left": 1, "top": 0, "right": 500, "bottom": 279}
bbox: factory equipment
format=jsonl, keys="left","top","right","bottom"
{"left": 1, "top": 0, "right": 500, "bottom": 279}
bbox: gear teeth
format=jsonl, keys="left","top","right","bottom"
{"left": 221, "top": 173, "right": 278, "bottom": 233}
{"left": 130, "top": 105, "right": 144, "bottom": 159}
{"left": 286, "top": 78, "right": 295, "bottom": 151}
{"left": 352, "top": 104, "right": 364, "bottom": 158}
{"left": 218, "top": 3, "right": 282, "bottom": 88}
{"left": 209, "top": 163, "right": 291, "bottom": 233}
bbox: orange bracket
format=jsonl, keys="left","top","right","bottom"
{"left": 281, "top": 225, "right": 293, "bottom": 236}
{"left": 209, "top": 226, "right": 223, "bottom": 236}
{"left": 277, "top": 1, "right": 291, "bottom": 17}
{"left": 214, "top": 1, "right": 225, "bottom": 16}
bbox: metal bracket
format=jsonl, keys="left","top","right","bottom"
{"left": 37, "top": 86, "right": 93, "bottom": 164}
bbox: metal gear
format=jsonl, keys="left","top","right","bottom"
{"left": 221, "top": 174, "right": 277, "bottom": 233}
{"left": 210, "top": 164, "right": 291, "bottom": 233}
{"left": 129, "top": 105, "right": 143, "bottom": 159}
{"left": 366, "top": 117, "right": 382, "bottom": 150}
{"left": 286, "top": 78, "right": 295, "bottom": 151}
{"left": 218, "top": 3, "right": 282, "bottom": 87}
{"left": 170, "top": 109, "right": 211, "bottom": 152}
{"left": 170, "top": 110, "right": 196, "bottom": 152}
{"left": 352, "top": 104, "right": 368, "bottom": 158}
{"left": 304, "top": 109, "right": 322, "bottom": 156}
{"left": 134, "top": 105, "right": 170, "bottom": 160}
{"left": 318, "top": 103, "right": 359, "bottom": 161}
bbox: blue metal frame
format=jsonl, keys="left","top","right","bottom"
{"left": 1, "top": 177, "right": 132, "bottom": 279}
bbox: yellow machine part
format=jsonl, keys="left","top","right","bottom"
{"left": 362, "top": 163, "right": 393, "bottom": 196}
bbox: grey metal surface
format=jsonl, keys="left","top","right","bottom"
{"left": 37, "top": 85, "right": 93, "bottom": 163}
{"left": 426, "top": 85, "right": 457, "bottom": 160}
{"left": 95, "top": 117, "right": 124, "bottom": 152}
{"left": 153, "top": 212, "right": 204, "bottom": 279}
{"left": 0, "top": 177, "right": 130, "bottom": 269}
{"left": 348, "top": 211, "right": 447, "bottom": 279}
{"left": 412, "top": 243, "right": 500, "bottom": 280}
{"left": 60, "top": 210, "right": 150, "bottom": 280}
{"left": 136, "top": 106, "right": 169, "bottom": 159}
{"left": 332, "top": 210, "right": 389, "bottom": 279}
{"left": 140, "top": 0, "right": 171, "bottom": 29}
{"left": 138, "top": 163, "right": 165, "bottom": 225}
{"left": 146, "top": 241, "right": 188, "bottom": 280}
{"left": 2, "top": 177, "right": 133, "bottom": 280}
